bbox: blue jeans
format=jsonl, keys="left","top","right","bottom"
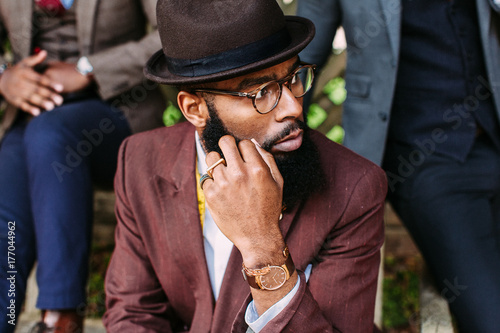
{"left": 0, "top": 99, "right": 130, "bottom": 332}
{"left": 384, "top": 134, "right": 500, "bottom": 332}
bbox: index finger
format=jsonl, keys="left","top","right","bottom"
{"left": 250, "top": 138, "right": 283, "bottom": 185}
{"left": 21, "top": 69, "right": 63, "bottom": 93}
{"left": 38, "top": 74, "right": 64, "bottom": 93}
{"left": 216, "top": 135, "right": 245, "bottom": 167}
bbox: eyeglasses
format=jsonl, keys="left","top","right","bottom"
{"left": 191, "top": 63, "right": 316, "bottom": 114}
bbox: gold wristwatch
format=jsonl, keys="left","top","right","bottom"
{"left": 242, "top": 246, "right": 295, "bottom": 291}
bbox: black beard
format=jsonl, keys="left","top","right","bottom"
{"left": 201, "top": 100, "right": 325, "bottom": 209}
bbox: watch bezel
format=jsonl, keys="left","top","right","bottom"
{"left": 242, "top": 246, "right": 295, "bottom": 290}
{"left": 257, "top": 265, "right": 288, "bottom": 290}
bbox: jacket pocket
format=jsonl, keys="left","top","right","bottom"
{"left": 345, "top": 73, "right": 372, "bottom": 99}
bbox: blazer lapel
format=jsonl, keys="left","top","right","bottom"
{"left": 477, "top": 0, "right": 500, "bottom": 115}
{"left": 211, "top": 247, "right": 249, "bottom": 333}
{"left": 76, "top": 0, "right": 99, "bottom": 55}
{"left": 8, "top": 0, "right": 33, "bottom": 58}
{"left": 378, "top": 0, "right": 402, "bottom": 66}
{"left": 154, "top": 135, "right": 214, "bottom": 331}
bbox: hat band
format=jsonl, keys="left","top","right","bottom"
{"left": 165, "top": 28, "right": 291, "bottom": 77}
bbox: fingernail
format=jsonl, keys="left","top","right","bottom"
{"left": 54, "top": 84, "right": 64, "bottom": 92}
{"left": 251, "top": 138, "right": 262, "bottom": 148}
{"left": 44, "top": 102, "right": 55, "bottom": 111}
{"left": 32, "top": 109, "right": 41, "bottom": 116}
{"left": 54, "top": 95, "right": 63, "bottom": 105}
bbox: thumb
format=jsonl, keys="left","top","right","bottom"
{"left": 251, "top": 138, "right": 283, "bottom": 186}
{"left": 21, "top": 50, "right": 47, "bottom": 68}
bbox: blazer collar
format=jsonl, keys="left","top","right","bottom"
{"left": 10, "top": 0, "right": 33, "bottom": 58}
{"left": 378, "top": 0, "right": 402, "bottom": 65}
{"left": 76, "top": 0, "right": 99, "bottom": 55}
{"left": 154, "top": 129, "right": 214, "bottom": 331}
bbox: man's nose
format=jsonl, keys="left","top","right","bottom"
{"left": 273, "top": 85, "right": 303, "bottom": 121}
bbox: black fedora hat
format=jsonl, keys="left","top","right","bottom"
{"left": 144, "top": 0, "right": 315, "bottom": 85}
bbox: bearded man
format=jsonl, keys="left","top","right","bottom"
{"left": 103, "top": 0, "right": 387, "bottom": 332}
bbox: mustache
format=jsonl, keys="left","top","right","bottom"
{"left": 261, "top": 120, "right": 307, "bottom": 151}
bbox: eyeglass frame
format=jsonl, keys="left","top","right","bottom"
{"left": 190, "top": 62, "right": 316, "bottom": 114}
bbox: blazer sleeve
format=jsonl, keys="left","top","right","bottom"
{"left": 86, "top": 0, "right": 162, "bottom": 100}
{"left": 0, "top": 17, "right": 7, "bottom": 65}
{"left": 296, "top": 0, "right": 341, "bottom": 70}
{"left": 258, "top": 164, "right": 387, "bottom": 332}
{"left": 103, "top": 138, "right": 174, "bottom": 333}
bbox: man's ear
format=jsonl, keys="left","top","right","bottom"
{"left": 177, "top": 91, "right": 208, "bottom": 128}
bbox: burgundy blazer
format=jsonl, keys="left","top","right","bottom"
{"left": 103, "top": 121, "right": 387, "bottom": 332}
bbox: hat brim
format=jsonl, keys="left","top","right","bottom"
{"left": 144, "top": 16, "right": 315, "bottom": 85}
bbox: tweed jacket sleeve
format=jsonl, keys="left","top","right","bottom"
{"left": 86, "top": 0, "right": 162, "bottom": 100}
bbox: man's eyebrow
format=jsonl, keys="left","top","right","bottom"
{"left": 236, "top": 74, "right": 277, "bottom": 91}
{"left": 236, "top": 58, "right": 301, "bottom": 91}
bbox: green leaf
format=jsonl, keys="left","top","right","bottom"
{"left": 326, "top": 125, "right": 344, "bottom": 144}
{"left": 323, "top": 77, "right": 346, "bottom": 105}
{"left": 163, "top": 102, "right": 182, "bottom": 127}
{"left": 307, "top": 103, "right": 328, "bottom": 129}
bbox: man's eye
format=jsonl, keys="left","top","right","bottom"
{"left": 255, "top": 87, "right": 270, "bottom": 99}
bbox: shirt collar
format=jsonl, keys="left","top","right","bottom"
{"left": 195, "top": 131, "right": 207, "bottom": 175}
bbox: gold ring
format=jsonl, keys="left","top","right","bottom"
{"left": 199, "top": 173, "right": 213, "bottom": 190}
{"left": 206, "top": 158, "right": 226, "bottom": 178}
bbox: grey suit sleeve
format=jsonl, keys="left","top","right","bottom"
{"left": 296, "top": 0, "right": 341, "bottom": 70}
{"left": 86, "top": 0, "right": 161, "bottom": 100}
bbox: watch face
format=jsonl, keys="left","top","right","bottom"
{"left": 259, "top": 266, "right": 287, "bottom": 290}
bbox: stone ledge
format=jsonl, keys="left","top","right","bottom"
{"left": 419, "top": 268, "right": 456, "bottom": 333}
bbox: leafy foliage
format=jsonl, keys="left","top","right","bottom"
{"left": 383, "top": 256, "right": 420, "bottom": 330}
{"left": 163, "top": 101, "right": 183, "bottom": 127}
{"left": 307, "top": 103, "right": 328, "bottom": 129}
{"left": 323, "top": 77, "right": 346, "bottom": 105}
{"left": 87, "top": 243, "right": 113, "bottom": 317}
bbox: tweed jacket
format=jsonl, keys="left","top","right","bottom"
{"left": 103, "top": 121, "right": 387, "bottom": 332}
{"left": 298, "top": 0, "right": 500, "bottom": 165}
{"left": 0, "top": 0, "right": 165, "bottom": 137}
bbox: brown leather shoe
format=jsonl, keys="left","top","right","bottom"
{"left": 30, "top": 310, "right": 84, "bottom": 333}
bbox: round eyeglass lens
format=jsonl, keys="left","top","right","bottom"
{"left": 253, "top": 66, "right": 314, "bottom": 114}
{"left": 254, "top": 81, "right": 281, "bottom": 114}
{"left": 291, "top": 67, "right": 313, "bottom": 98}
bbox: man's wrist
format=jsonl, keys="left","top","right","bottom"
{"left": 242, "top": 244, "right": 295, "bottom": 291}
{"left": 240, "top": 239, "right": 286, "bottom": 268}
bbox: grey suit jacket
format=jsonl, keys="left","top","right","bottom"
{"left": 0, "top": 0, "right": 166, "bottom": 137}
{"left": 298, "top": 0, "right": 500, "bottom": 165}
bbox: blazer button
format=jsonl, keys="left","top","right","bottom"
{"left": 378, "top": 112, "right": 388, "bottom": 122}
